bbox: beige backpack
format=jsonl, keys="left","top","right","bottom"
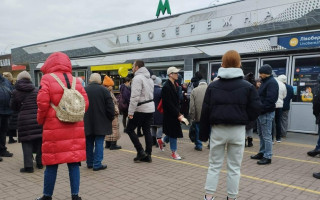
{"left": 50, "top": 73, "right": 85, "bottom": 123}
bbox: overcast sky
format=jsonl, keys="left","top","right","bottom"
{"left": 0, "top": 0, "right": 238, "bottom": 55}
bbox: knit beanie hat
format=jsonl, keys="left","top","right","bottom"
{"left": 259, "top": 64, "right": 272, "bottom": 75}
{"left": 151, "top": 75, "right": 162, "bottom": 86}
{"left": 17, "top": 71, "right": 31, "bottom": 81}
{"left": 103, "top": 75, "right": 114, "bottom": 87}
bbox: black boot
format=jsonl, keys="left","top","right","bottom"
{"left": 20, "top": 167, "right": 34, "bottom": 173}
{"left": 152, "top": 136, "right": 158, "bottom": 147}
{"left": 133, "top": 150, "right": 147, "bottom": 163}
{"left": 247, "top": 137, "right": 253, "bottom": 147}
{"left": 72, "top": 194, "right": 82, "bottom": 200}
{"left": 35, "top": 195, "right": 52, "bottom": 200}
{"left": 105, "top": 141, "right": 111, "bottom": 149}
{"left": 109, "top": 141, "right": 122, "bottom": 150}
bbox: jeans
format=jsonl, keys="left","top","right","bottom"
{"left": 163, "top": 135, "right": 177, "bottom": 152}
{"left": 194, "top": 122, "right": 202, "bottom": 149}
{"left": 126, "top": 112, "right": 153, "bottom": 155}
{"left": 205, "top": 125, "right": 245, "bottom": 199}
{"left": 0, "top": 114, "right": 9, "bottom": 153}
{"left": 257, "top": 112, "right": 275, "bottom": 159}
{"left": 43, "top": 163, "right": 80, "bottom": 196}
{"left": 151, "top": 126, "right": 163, "bottom": 139}
{"left": 281, "top": 110, "right": 289, "bottom": 137}
{"left": 86, "top": 135, "right": 105, "bottom": 169}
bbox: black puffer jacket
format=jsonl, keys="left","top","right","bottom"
{"left": 199, "top": 68, "right": 262, "bottom": 142}
{"left": 10, "top": 78, "right": 42, "bottom": 142}
{"left": 258, "top": 75, "right": 279, "bottom": 114}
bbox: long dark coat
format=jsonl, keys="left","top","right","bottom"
{"left": 10, "top": 78, "right": 42, "bottom": 142}
{"left": 152, "top": 85, "right": 163, "bottom": 126}
{"left": 84, "top": 83, "right": 115, "bottom": 136}
{"left": 162, "top": 80, "right": 183, "bottom": 138}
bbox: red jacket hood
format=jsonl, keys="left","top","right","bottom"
{"left": 41, "top": 52, "right": 72, "bottom": 74}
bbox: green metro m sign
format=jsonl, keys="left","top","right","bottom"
{"left": 156, "top": 0, "right": 171, "bottom": 18}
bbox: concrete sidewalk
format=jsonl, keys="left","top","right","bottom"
{"left": 0, "top": 125, "right": 320, "bottom": 200}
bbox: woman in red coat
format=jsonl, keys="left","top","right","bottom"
{"left": 36, "top": 52, "right": 89, "bottom": 200}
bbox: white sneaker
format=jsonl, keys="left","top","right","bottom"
{"left": 204, "top": 195, "right": 215, "bottom": 200}
{"left": 277, "top": 140, "right": 281, "bottom": 143}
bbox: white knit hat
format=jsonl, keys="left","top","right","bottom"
{"left": 17, "top": 71, "right": 31, "bottom": 81}
{"left": 89, "top": 73, "right": 102, "bottom": 84}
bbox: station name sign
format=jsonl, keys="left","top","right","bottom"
{"left": 114, "top": 6, "right": 281, "bottom": 47}
{"left": 278, "top": 33, "right": 320, "bottom": 49}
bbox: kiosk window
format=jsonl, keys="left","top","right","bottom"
{"left": 293, "top": 57, "right": 320, "bottom": 103}
{"left": 242, "top": 60, "right": 257, "bottom": 76}
{"left": 199, "top": 63, "right": 208, "bottom": 82}
{"left": 210, "top": 63, "right": 221, "bottom": 80}
{"left": 262, "top": 59, "right": 287, "bottom": 76}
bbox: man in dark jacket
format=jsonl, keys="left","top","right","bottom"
{"left": 251, "top": 64, "right": 279, "bottom": 165}
{"left": 0, "top": 73, "right": 14, "bottom": 161}
{"left": 84, "top": 73, "right": 115, "bottom": 171}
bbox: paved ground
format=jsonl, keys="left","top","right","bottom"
{"left": 1, "top": 123, "right": 320, "bottom": 200}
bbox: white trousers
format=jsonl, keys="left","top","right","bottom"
{"left": 205, "top": 124, "right": 245, "bottom": 199}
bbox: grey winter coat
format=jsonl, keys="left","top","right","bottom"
{"left": 128, "top": 67, "right": 155, "bottom": 115}
{"left": 189, "top": 81, "right": 208, "bottom": 122}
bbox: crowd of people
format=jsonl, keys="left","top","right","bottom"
{"left": 0, "top": 50, "right": 319, "bottom": 200}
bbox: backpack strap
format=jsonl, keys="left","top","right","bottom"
{"left": 63, "top": 73, "right": 71, "bottom": 89}
{"left": 50, "top": 73, "right": 67, "bottom": 90}
{"left": 71, "top": 77, "right": 76, "bottom": 90}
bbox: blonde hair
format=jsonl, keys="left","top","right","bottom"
{"left": 3, "top": 72, "right": 13, "bottom": 83}
{"left": 222, "top": 50, "right": 241, "bottom": 68}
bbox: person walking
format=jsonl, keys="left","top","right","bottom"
{"left": 125, "top": 60, "right": 154, "bottom": 163}
{"left": 189, "top": 79, "right": 207, "bottom": 151}
{"left": 251, "top": 64, "right": 279, "bottom": 165}
{"left": 161, "top": 66, "right": 184, "bottom": 160}
{"left": 10, "top": 71, "right": 43, "bottom": 173}
{"left": 119, "top": 77, "right": 131, "bottom": 130}
{"left": 0, "top": 73, "right": 14, "bottom": 161}
{"left": 150, "top": 75, "right": 164, "bottom": 151}
{"left": 36, "top": 52, "right": 89, "bottom": 200}
{"left": 277, "top": 75, "right": 294, "bottom": 138}
{"left": 102, "top": 75, "right": 121, "bottom": 150}
{"left": 84, "top": 73, "right": 114, "bottom": 170}
{"left": 200, "top": 50, "right": 261, "bottom": 200}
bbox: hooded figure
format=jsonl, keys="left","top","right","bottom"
{"left": 36, "top": 52, "right": 89, "bottom": 200}
{"left": 200, "top": 50, "right": 261, "bottom": 200}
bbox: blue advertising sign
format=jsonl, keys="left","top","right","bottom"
{"left": 278, "top": 33, "right": 320, "bottom": 49}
